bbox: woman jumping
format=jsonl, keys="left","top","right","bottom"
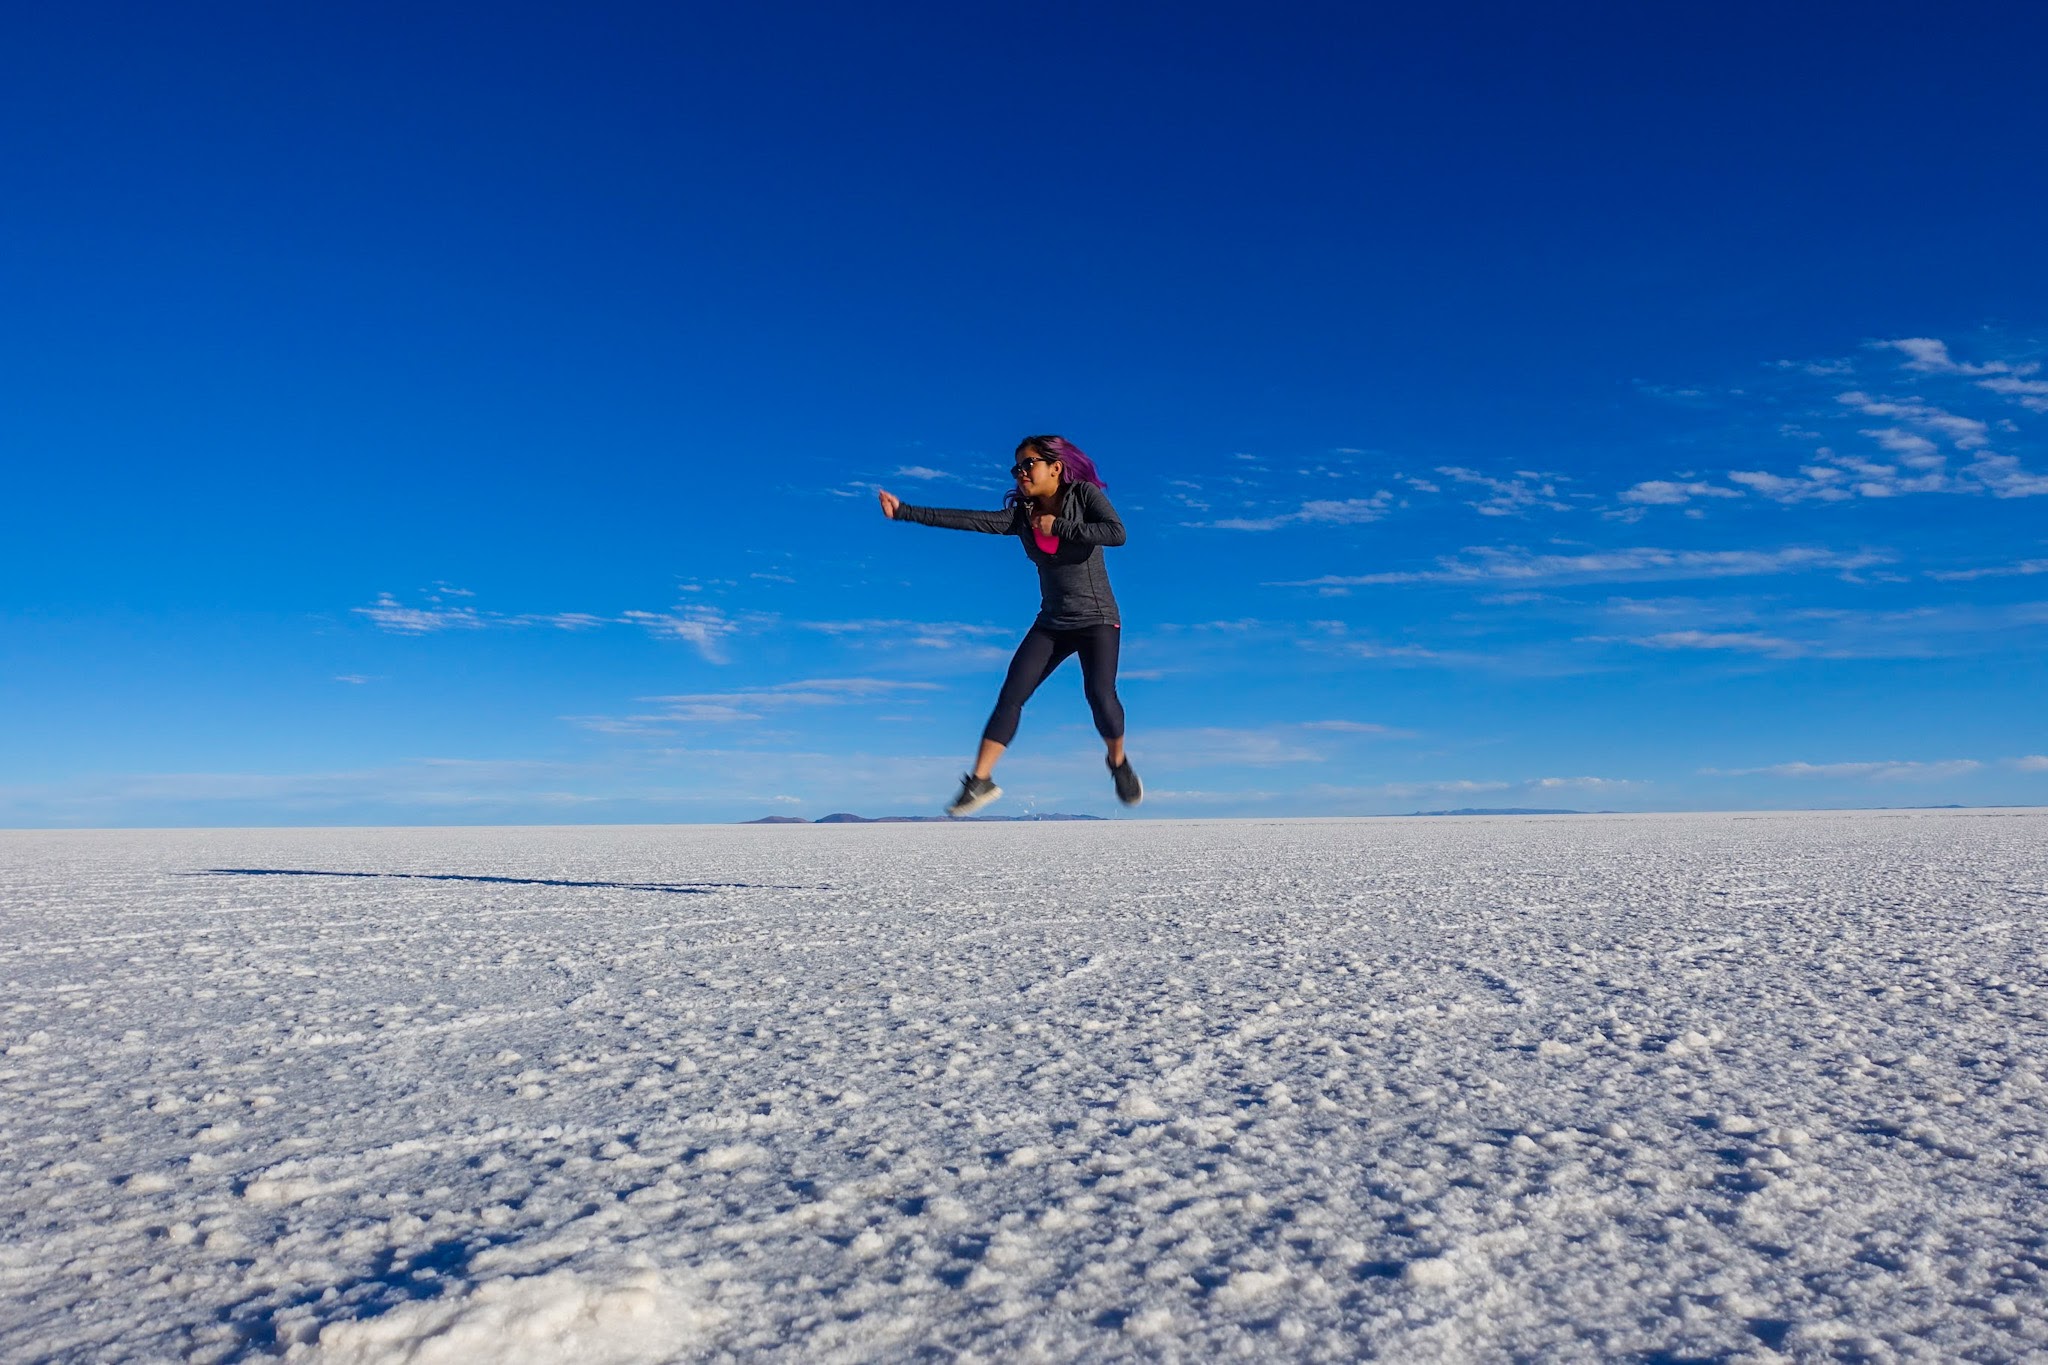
{"left": 877, "top": 434, "right": 1142, "bottom": 817}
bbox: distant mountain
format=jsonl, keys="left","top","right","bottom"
{"left": 744, "top": 812, "right": 1107, "bottom": 824}
{"left": 1404, "top": 807, "right": 1588, "bottom": 817}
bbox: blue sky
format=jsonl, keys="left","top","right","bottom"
{"left": 4, "top": 1, "right": 2045, "bottom": 826}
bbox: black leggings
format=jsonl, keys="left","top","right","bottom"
{"left": 982, "top": 624, "right": 1125, "bottom": 746}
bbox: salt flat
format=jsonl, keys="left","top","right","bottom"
{"left": 2, "top": 812, "right": 2045, "bottom": 1363}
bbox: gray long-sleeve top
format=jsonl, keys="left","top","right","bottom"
{"left": 894, "top": 481, "right": 1125, "bottom": 629}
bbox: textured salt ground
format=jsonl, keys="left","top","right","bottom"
{"left": 2, "top": 812, "right": 2046, "bottom": 1363}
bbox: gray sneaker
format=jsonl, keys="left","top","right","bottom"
{"left": 946, "top": 773, "right": 1001, "bottom": 817}
{"left": 1108, "top": 757, "right": 1143, "bottom": 806}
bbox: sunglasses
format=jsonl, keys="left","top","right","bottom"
{"left": 1010, "top": 455, "right": 1058, "bottom": 479}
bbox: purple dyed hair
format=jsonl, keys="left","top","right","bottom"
{"left": 1006, "top": 434, "right": 1106, "bottom": 508}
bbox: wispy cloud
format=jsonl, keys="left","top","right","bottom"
{"left": 1582, "top": 596, "right": 2048, "bottom": 664}
{"left": 1323, "top": 640, "right": 1454, "bottom": 661}
{"left": 566, "top": 678, "right": 944, "bottom": 735}
{"left": 894, "top": 465, "right": 949, "bottom": 479}
{"left": 1273, "top": 544, "right": 1886, "bottom": 589}
{"left": 1147, "top": 788, "right": 1282, "bottom": 804}
{"left": 1137, "top": 726, "right": 1330, "bottom": 766}
{"left": 1978, "top": 376, "right": 2048, "bottom": 412}
{"left": 1437, "top": 466, "right": 1572, "bottom": 517}
{"left": 1875, "top": 337, "right": 2034, "bottom": 380}
{"left": 1372, "top": 778, "right": 1511, "bottom": 798}
{"left": 1622, "top": 338, "right": 2048, "bottom": 511}
{"left": 356, "top": 593, "right": 739, "bottom": 658}
{"left": 1703, "top": 758, "right": 1984, "bottom": 781}
{"left": 0, "top": 745, "right": 1008, "bottom": 825}
{"left": 1623, "top": 629, "right": 1812, "bottom": 658}
{"left": 1326, "top": 775, "right": 1639, "bottom": 801}
{"left": 1967, "top": 453, "right": 2048, "bottom": 498}
{"left": 354, "top": 594, "right": 488, "bottom": 634}
{"left": 521, "top": 612, "right": 610, "bottom": 630}
{"left": 1836, "top": 391, "right": 1989, "bottom": 450}
{"left": 1297, "top": 621, "right": 1473, "bottom": 664}
{"left": 620, "top": 607, "right": 742, "bottom": 662}
{"left": 1620, "top": 480, "right": 1744, "bottom": 506}
{"left": 1198, "top": 493, "right": 1393, "bottom": 532}
{"left": 1926, "top": 557, "right": 2048, "bottom": 582}
{"left": 794, "top": 618, "right": 1011, "bottom": 650}
{"left": 0, "top": 757, "right": 635, "bottom": 819}
{"left": 1723, "top": 467, "right": 1854, "bottom": 503}
{"left": 1299, "top": 720, "right": 1415, "bottom": 736}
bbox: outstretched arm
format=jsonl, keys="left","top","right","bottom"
{"left": 1049, "top": 483, "right": 1127, "bottom": 547}
{"left": 882, "top": 490, "right": 1017, "bottom": 535}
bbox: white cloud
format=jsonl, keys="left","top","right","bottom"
{"left": 1621, "top": 480, "right": 1744, "bottom": 506}
{"left": 1586, "top": 595, "right": 2048, "bottom": 664}
{"left": 1705, "top": 759, "right": 1983, "bottom": 781}
{"left": 1320, "top": 775, "right": 1636, "bottom": 803}
{"left": 333, "top": 674, "right": 375, "bottom": 685}
{"left": 1299, "top": 720, "right": 1412, "bottom": 736}
{"left": 2011, "top": 755, "right": 2048, "bottom": 772}
{"left": 517, "top": 612, "right": 610, "bottom": 630}
{"left": 1372, "top": 779, "right": 1513, "bottom": 798}
{"left": 569, "top": 712, "right": 729, "bottom": 734}
{"left": 1275, "top": 544, "right": 1886, "bottom": 589}
{"left": 642, "top": 678, "right": 938, "bottom": 711}
{"left": 1968, "top": 453, "right": 2048, "bottom": 498}
{"left": 1873, "top": 337, "right": 2036, "bottom": 379}
{"left": 1138, "top": 727, "right": 1328, "bottom": 766}
{"left": 356, "top": 593, "right": 740, "bottom": 645}
{"left": 354, "top": 594, "right": 488, "bottom": 634}
{"left": 1436, "top": 467, "right": 1571, "bottom": 517}
{"left": 1147, "top": 788, "right": 1280, "bottom": 803}
{"left": 1772, "top": 358, "right": 1855, "bottom": 377}
{"left": 1329, "top": 640, "right": 1448, "bottom": 661}
{"left": 1836, "top": 391, "right": 1990, "bottom": 449}
{"left": 1156, "top": 618, "right": 1266, "bottom": 633}
{"left": 1298, "top": 497, "right": 1394, "bottom": 524}
{"left": 1873, "top": 337, "right": 2048, "bottom": 417}
{"left": 1727, "top": 414, "right": 2038, "bottom": 501}
{"left": 2, "top": 756, "right": 632, "bottom": 816}
{"left": 1338, "top": 775, "right": 1639, "bottom": 800}
{"left": 894, "top": 465, "right": 949, "bottom": 479}
{"left": 1726, "top": 468, "right": 1853, "bottom": 503}
{"left": 1200, "top": 493, "right": 1393, "bottom": 532}
{"left": 1862, "top": 427, "right": 1943, "bottom": 466}
{"left": 1925, "top": 558, "right": 2048, "bottom": 582}
{"left": 794, "top": 618, "right": 1010, "bottom": 651}
{"left": 567, "top": 678, "right": 943, "bottom": 735}
{"left": 1628, "top": 629, "right": 1810, "bottom": 658}
{"left": 621, "top": 607, "right": 741, "bottom": 662}
{"left": 1977, "top": 375, "right": 2048, "bottom": 412}
{"left": 1627, "top": 342, "right": 2046, "bottom": 512}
